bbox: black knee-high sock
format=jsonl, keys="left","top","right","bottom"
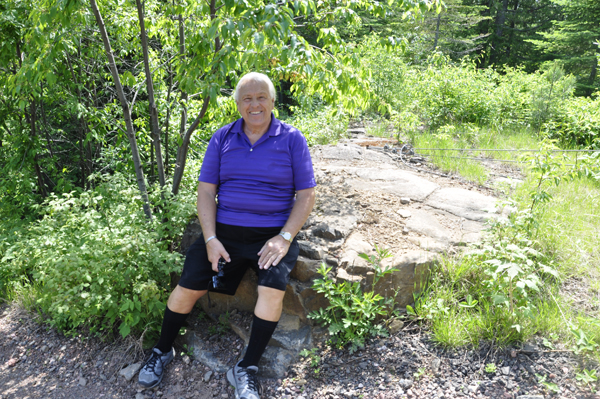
{"left": 155, "top": 306, "right": 189, "bottom": 353}
{"left": 238, "top": 315, "right": 278, "bottom": 368}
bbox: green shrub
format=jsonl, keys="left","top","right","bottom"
{"left": 542, "top": 96, "right": 600, "bottom": 148}
{"left": 0, "top": 172, "right": 195, "bottom": 339}
{"left": 309, "top": 247, "right": 397, "bottom": 352}
{"left": 282, "top": 104, "right": 349, "bottom": 145}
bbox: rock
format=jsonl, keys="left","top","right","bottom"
{"left": 269, "top": 325, "right": 311, "bottom": 350}
{"left": 349, "top": 168, "right": 439, "bottom": 202}
{"left": 290, "top": 257, "right": 320, "bottom": 282}
{"left": 180, "top": 331, "right": 229, "bottom": 374}
{"left": 501, "top": 366, "right": 510, "bottom": 375}
{"left": 183, "top": 355, "right": 190, "bottom": 365}
{"left": 180, "top": 219, "right": 202, "bottom": 253}
{"left": 396, "top": 209, "right": 411, "bottom": 218}
{"left": 521, "top": 343, "right": 538, "bottom": 354}
{"left": 277, "top": 314, "right": 301, "bottom": 331}
{"left": 203, "top": 371, "right": 213, "bottom": 382}
{"left": 135, "top": 394, "right": 146, "bottom": 399}
{"left": 257, "top": 346, "right": 296, "bottom": 378}
{"left": 378, "top": 251, "right": 437, "bottom": 306}
{"left": 404, "top": 210, "right": 452, "bottom": 243}
{"left": 424, "top": 187, "right": 498, "bottom": 222}
{"left": 516, "top": 396, "right": 544, "bottom": 399}
{"left": 431, "top": 359, "right": 441, "bottom": 374}
{"left": 118, "top": 363, "right": 142, "bottom": 382}
{"left": 399, "top": 379, "right": 413, "bottom": 389}
{"left": 298, "top": 240, "right": 325, "bottom": 260}
{"left": 7, "top": 358, "right": 18, "bottom": 367}
{"left": 338, "top": 232, "right": 373, "bottom": 273}
{"left": 400, "top": 197, "right": 411, "bottom": 204}
{"left": 336, "top": 268, "right": 363, "bottom": 283}
{"left": 78, "top": 377, "right": 87, "bottom": 387}
{"left": 388, "top": 319, "right": 404, "bottom": 334}
{"left": 312, "top": 222, "right": 345, "bottom": 240}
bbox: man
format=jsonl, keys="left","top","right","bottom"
{"left": 138, "top": 72, "right": 316, "bottom": 399}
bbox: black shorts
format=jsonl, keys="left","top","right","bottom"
{"left": 178, "top": 222, "right": 299, "bottom": 295}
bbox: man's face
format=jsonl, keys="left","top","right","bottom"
{"left": 236, "top": 79, "right": 274, "bottom": 133}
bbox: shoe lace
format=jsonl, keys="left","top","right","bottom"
{"left": 143, "top": 351, "right": 161, "bottom": 373}
{"left": 240, "top": 367, "right": 262, "bottom": 394}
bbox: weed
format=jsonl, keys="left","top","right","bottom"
{"left": 484, "top": 363, "right": 497, "bottom": 373}
{"left": 300, "top": 348, "right": 321, "bottom": 375}
{"left": 309, "top": 246, "right": 396, "bottom": 353}
{"left": 536, "top": 373, "right": 560, "bottom": 394}
{"left": 575, "top": 369, "right": 598, "bottom": 392}
{"left": 413, "top": 367, "right": 426, "bottom": 380}
{"left": 181, "top": 343, "right": 194, "bottom": 357}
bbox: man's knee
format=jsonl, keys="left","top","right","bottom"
{"left": 167, "top": 285, "right": 207, "bottom": 313}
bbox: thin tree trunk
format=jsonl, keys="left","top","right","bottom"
{"left": 164, "top": 68, "right": 173, "bottom": 176}
{"left": 433, "top": 13, "right": 441, "bottom": 50}
{"left": 29, "top": 100, "right": 47, "bottom": 197}
{"left": 89, "top": 0, "right": 153, "bottom": 220}
{"left": 136, "top": 0, "right": 166, "bottom": 188}
{"left": 489, "top": 0, "right": 509, "bottom": 65}
{"left": 171, "top": 0, "right": 220, "bottom": 196}
{"left": 172, "top": 96, "right": 210, "bottom": 195}
{"left": 589, "top": 55, "right": 598, "bottom": 97}
{"left": 172, "top": 13, "right": 188, "bottom": 194}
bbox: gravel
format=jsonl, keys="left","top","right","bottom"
{"left": 2, "top": 303, "right": 600, "bottom": 399}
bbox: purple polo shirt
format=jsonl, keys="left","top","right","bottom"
{"left": 199, "top": 115, "right": 316, "bottom": 227}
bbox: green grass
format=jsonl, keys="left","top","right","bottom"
{"left": 514, "top": 177, "right": 600, "bottom": 278}
{"left": 410, "top": 129, "right": 489, "bottom": 185}
{"left": 405, "top": 123, "right": 600, "bottom": 362}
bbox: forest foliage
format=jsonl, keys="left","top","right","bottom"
{"left": 0, "top": 0, "right": 599, "bottom": 340}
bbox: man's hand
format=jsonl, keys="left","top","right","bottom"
{"left": 206, "top": 239, "right": 230, "bottom": 272}
{"left": 257, "top": 235, "right": 291, "bottom": 270}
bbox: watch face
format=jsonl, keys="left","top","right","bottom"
{"left": 281, "top": 232, "right": 292, "bottom": 241}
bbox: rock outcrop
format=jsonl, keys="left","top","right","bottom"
{"left": 180, "top": 132, "right": 506, "bottom": 377}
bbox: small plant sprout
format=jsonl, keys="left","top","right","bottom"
{"left": 300, "top": 348, "right": 321, "bottom": 375}
{"left": 536, "top": 373, "right": 560, "bottom": 394}
{"left": 485, "top": 363, "right": 497, "bottom": 373}
{"left": 576, "top": 369, "right": 598, "bottom": 393}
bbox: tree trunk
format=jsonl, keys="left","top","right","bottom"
{"left": 29, "top": 100, "right": 47, "bottom": 198}
{"left": 172, "top": 96, "right": 209, "bottom": 195}
{"left": 89, "top": 0, "right": 153, "bottom": 220}
{"left": 433, "top": 13, "right": 441, "bottom": 50}
{"left": 489, "top": 0, "right": 509, "bottom": 65}
{"left": 136, "top": 0, "right": 166, "bottom": 188}
{"left": 589, "top": 55, "right": 598, "bottom": 97}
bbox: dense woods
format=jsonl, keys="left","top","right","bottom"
{"left": 0, "top": 0, "right": 599, "bottom": 340}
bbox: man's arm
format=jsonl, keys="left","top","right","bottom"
{"left": 197, "top": 182, "right": 230, "bottom": 272}
{"left": 257, "top": 187, "right": 316, "bottom": 269}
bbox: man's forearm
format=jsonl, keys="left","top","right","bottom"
{"left": 281, "top": 187, "right": 316, "bottom": 238}
{"left": 197, "top": 184, "right": 218, "bottom": 239}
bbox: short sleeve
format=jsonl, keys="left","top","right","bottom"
{"left": 198, "top": 129, "right": 223, "bottom": 184}
{"left": 290, "top": 130, "right": 316, "bottom": 191}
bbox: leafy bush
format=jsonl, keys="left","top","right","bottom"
{"left": 282, "top": 104, "right": 349, "bottom": 145}
{"left": 0, "top": 172, "right": 195, "bottom": 338}
{"left": 308, "top": 247, "right": 397, "bottom": 352}
{"left": 542, "top": 96, "right": 600, "bottom": 148}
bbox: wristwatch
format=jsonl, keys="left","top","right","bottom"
{"left": 279, "top": 231, "right": 292, "bottom": 242}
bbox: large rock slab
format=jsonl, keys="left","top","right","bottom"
{"left": 404, "top": 209, "right": 453, "bottom": 243}
{"left": 347, "top": 168, "right": 439, "bottom": 202}
{"left": 425, "top": 187, "right": 498, "bottom": 221}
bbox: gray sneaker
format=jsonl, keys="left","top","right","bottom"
{"left": 138, "top": 347, "right": 174, "bottom": 388}
{"left": 227, "top": 361, "right": 262, "bottom": 399}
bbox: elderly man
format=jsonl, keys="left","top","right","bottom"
{"left": 138, "top": 72, "right": 316, "bottom": 399}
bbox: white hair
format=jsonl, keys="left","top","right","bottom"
{"left": 233, "top": 72, "right": 276, "bottom": 102}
